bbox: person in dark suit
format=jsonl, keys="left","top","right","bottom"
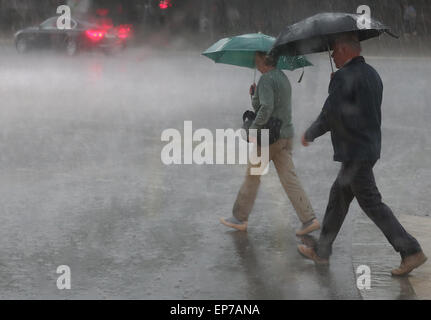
{"left": 297, "top": 32, "right": 427, "bottom": 276}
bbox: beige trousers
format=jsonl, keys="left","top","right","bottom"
{"left": 233, "top": 138, "right": 315, "bottom": 223}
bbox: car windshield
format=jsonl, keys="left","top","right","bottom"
{"left": 40, "top": 17, "right": 57, "bottom": 30}
{"left": 40, "top": 17, "right": 78, "bottom": 30}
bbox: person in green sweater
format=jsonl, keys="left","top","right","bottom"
{"left": 220, "top": 51, "right": 320, "bottom": 235}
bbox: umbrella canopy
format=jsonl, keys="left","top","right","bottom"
{"left": 202, "top": 33, "right": 312, "bottom": 71}
{"left": 270, "top": 12, "right": 396, "bottom": 57}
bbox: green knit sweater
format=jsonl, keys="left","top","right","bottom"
{"left": 250, "top": 69, "right": 294, "bottom": 139}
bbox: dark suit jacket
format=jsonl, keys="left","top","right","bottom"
{"left": 305, "top": 56, "right": 383, "bottom": 162}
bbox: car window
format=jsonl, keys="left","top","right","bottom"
{"left": 40, "top": 17, "right": 57, "bottom": 30}
{"left": 40, "top": 17, "right": 77, "bottom": 30}
{"left": 76, "top": 20, "right": 98, "bottom": 29}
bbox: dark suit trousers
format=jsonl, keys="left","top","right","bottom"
{"left": 316, "top": 161, "right": 422, "bottom": 259}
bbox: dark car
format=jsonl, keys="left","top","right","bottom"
{"left": 14, "top": 16, "right": 132, "bottom": 55}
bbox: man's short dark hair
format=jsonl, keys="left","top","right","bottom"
{"left": 335, "top": 32, "right": 362, "bottom": 52}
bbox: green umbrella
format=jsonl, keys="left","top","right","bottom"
{"left": 202, "top": 33, "right": 312, "bottom": 72}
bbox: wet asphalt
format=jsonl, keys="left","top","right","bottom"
{"left": 0, "top": 44, "right": 429, "bottom": 299}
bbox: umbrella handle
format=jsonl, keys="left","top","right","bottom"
{"left": 249, "top": 68, "right": 257, "bottom": 100}
{"left": 327, "top": 44, "right": 334, "bottom": 73}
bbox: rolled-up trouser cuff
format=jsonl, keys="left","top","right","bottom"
{"left": 302, "top": 217, "right": 316, "bottom": 226}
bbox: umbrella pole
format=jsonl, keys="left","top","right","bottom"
{"left": 327, "top": 44, "right": 334, "bottom": 73}
{"left": 249, "top": 68, "right": 257, "bottom": 101}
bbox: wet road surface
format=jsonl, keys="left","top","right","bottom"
{"left": 0, "top": 45, "right": 429, "bottom": 299}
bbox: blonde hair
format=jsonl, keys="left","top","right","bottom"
{"left": 256, "top": 51, "right": 278, "bottom": 67}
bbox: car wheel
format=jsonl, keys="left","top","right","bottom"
{"left": 66, "top": 38, "right": 78, "bottom": 56}
{"left": 16, "top": 37, "right": 28, "bottom": 54}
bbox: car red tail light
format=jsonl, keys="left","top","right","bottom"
{"left": 159, "top": 0, "right": 172, "bottom": 9}
{"left": 86, "top": 30, "right": 106, "bottom": 41}
{"left": 116, "top": 25, "right": 132, "bottom": 39}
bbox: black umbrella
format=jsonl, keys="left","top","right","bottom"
{"left": 271, "top": 12, "right": 397, "bottom": 71}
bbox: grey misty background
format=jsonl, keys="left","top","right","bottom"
{"left": 0, "top": 0, "right": 431, "bottom": 47}
{"left": 0, "top": 0, "right": 429, "bottom": 299}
